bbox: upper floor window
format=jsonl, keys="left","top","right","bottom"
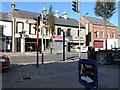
{"left": 29, "top": 24, "right": 36, "bottom": 34}
{"left": 107, "top": 32, "right": 110, "bottom": 38}
{"left": 101, "top": 31, "right": 104, "bottom": 38}
{"left": 57, "top": 27, "right": 61, "bottom": 35}
{"left": 66, "top": 29, "right": 71, "bottom": 36}
{"left": 78, "top": 29, "right": 79, "bottom": 37}
{"left": 95, "top": 31, "right": 99, "bottom": 38}
{"left": 16, "top": 22, "right": 24, "bottom": 33}
{"left": 112, "top": 32, "right": 115, "bottom": 38}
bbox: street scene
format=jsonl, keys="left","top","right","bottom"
{"left": 0, "top": 0, "right": 120, "bottom": 90}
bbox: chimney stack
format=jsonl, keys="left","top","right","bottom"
{"left": 62, "top": 11, "right": 67, "bottom": 19}
{"left": 55, "top": 10, "right": 59, "bottom": 18}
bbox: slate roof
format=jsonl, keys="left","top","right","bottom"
{"left": 85, "top": 16, "right": 117, "bottom": 27}
{"left": 10, "top": 9, "right": 85, "bottom": 28}
{"left": 54, "top": 16, "right": 84, "bottom": 28}
{"left": 0, "top": 12, "right": 12, "bottom": 21}
{"left": 10, "top": 9, "right": 40, "bottom": 19}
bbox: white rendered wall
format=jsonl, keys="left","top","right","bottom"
{"left": 0, "top": 21, "right": 12, "bottom": 36}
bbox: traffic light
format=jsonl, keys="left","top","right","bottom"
{"left": 72, "top": 0, "right": 79, "bottom": 13}
{"left": 37, "top": 16, "right": 40, "bottom": 26}
{"left": 43, "top": 14, "right": 47, "bottom": 25}
{"left": 33, "top": 16, "right": 40, "bottom": 30}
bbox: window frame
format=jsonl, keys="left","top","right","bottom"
{"left": 16, "top": 22, "right": 24, "bottom": 33}
{"left": 95, "top": 31, "right": 99, "bottom": 38}
{"left": 101, "top": 31, "right": 105, "bottom": 38}
{"left": 78, "top": 29, "right": 79, "bottom": 37}
{"left": 29, "top": 23, "right": 36, "bottom": 35}
{"left": 107, "top": 32, "right": 110, "bottom": 38}
{"left": 112, "top": 32, "right": 115, "bottom": 38}
{"left": 57, "top": 27, "right": 61, "bottom": 35}
{"left": 66, "top": 28, "right": 71, "bottom": 36}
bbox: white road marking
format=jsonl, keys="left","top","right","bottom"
{"left": 81, "top": 76, "right": 93, "bottom": 83}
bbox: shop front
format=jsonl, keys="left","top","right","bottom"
{"left": 93, "top": 40, "right": 104, "bottom": 48}
{"left": 52, "top": 36, "right": 67, "bottom": 53}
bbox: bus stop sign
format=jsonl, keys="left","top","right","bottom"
{"left": 78, "top": 59, "right": 98, "bottom": 89}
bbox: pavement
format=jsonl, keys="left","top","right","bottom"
{"left": 0, "top": 51, "right": 78, "bottom": 57}
{"left": 0, "top": 52, "right": 41, "bottom": 56}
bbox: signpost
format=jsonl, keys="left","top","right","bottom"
{"left": 78, "top": 59, "right": 98, "bottom": 89}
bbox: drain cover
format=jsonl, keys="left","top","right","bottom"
{"left": 23, "top": 76, "right": 32, "bottom": 80}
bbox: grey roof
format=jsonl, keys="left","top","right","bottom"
{"left": 0, "top": 12, "right": 12, "bottom": 21}
{"left": 10, "top": 9, "right": 40, "bottom": 19}
{"left": 85, "top": 16, "right": 117, "bottom": 27}
{"left": 11, "top": 9, "right": 84, "bottom": 28}
{"left": 54, "top": 16, "right": 84, "bottom": 28}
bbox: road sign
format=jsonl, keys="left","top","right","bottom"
{"left": 78, "top": 59, "right": 98, "bottom": 89}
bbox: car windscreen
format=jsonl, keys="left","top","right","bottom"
{"left": 0, "top": 58, "right": 6, "bottom": 62}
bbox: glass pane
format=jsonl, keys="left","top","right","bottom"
{"left": 0, "top": 58, "right": 6, "bottom": 62}
{"left": 31, "top": 25, "right": 35, "bottom": 34}
{"left": 17, "top": 23, "right": 23, "bottom": 33}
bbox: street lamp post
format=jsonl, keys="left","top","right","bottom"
{"left": 72, "top": 0, "right": 80, "bottom": 58}
{"left": 63, "top": 30, "right": 65, "bottom": 61}
{"left": 78, "top": 14, "right": 81, "bottom": 59}
{"left": 72, "top": 0, "right": 81, "bottom": 58}
{"left": 11, "top": 0, "right": 16, "bottom": 52}
{"left": 41, "top": 6, "right": 47, "bottom": 64}
{"left": 84, "top": 13, "right": 89, "bottom": 46}
{"left": 77, "top": 0, "right": 81, "bottom": 59}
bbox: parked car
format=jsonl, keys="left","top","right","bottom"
{"left": 81, "top": 46, "right": 99, "bottom": 53}
{"left": 112, "top": 48, "right": 120, "bottom": 64}
{"left": 0, "top": 54, "right": 10, "bottom": 70}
